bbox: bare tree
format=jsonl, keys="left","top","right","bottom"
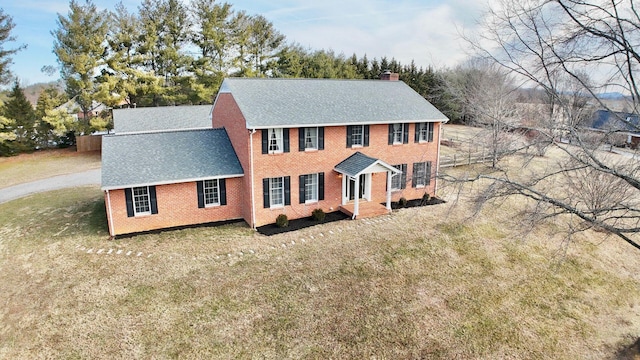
{"left": 447, "top": 0, "right": 640, "bottom": 250}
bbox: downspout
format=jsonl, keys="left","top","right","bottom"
{"left": 249, "top": 129, "right": 257, "bottom": 229}
{"left": 435, "top": 122, "right": 442, "bottom": 194}
{"left": 105, "top": 190, "right": 115, "bottom": 237}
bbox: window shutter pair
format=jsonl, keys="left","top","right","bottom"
{"left": 414, "top": 123, "right": 434, "bottom": 142}
{"left": 197, "top": 179, "right": 227, "bottom": 208}
{"left": 262, "top": 177, "right": 291, "bottom": 208}
{"left": 346, "top": 125, "right": 370, "bottom": 147}
{"left": 298, "top": 127, "right": 324, "bottom": 151}
{"left": 298, "top": 173, "right": 325, "bottom": 203}
{"left": 125, "top": 186, "right": 157, "bottom": 217}
{"left": 261, "top": 129, "right": 290, "bottom": 154}
{"left": 388, "top": 124, "right": 409, "bottom": 144}
{"left": 411, "top": 162, "right": 432, "bottom": 187}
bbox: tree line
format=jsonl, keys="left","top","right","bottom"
{"left": 0, "top": 0, "right": 460, "bottom": 156}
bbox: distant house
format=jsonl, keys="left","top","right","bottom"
{"left": 589, "top": 109, "right": 640, "bottom": 148}
{"left": 101, "top": 76, "right": 449, "bottom": 237}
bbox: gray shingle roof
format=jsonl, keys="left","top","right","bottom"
{"left": 334, "top": 152, "right": 400, "bottom": 178}
{"left": 113, "top": 105, "right": 213, "bottom": 134}
{"left": 219, "top": 78, "right": 449, "bottom": 128}
{"left": 101, "top": 129, "right": 243, "bottom": 190}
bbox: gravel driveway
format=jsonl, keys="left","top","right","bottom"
{"left": 0, "top": 169, "right": 101, "bottom": 204}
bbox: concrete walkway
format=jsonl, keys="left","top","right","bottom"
{"left": 0, "top": 169, "right": 101, "bottom": 204}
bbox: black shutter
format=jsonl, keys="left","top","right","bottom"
{"left": 298, "top": 127, "right": 305, "bottom": 151}
{"left": 364, "top": 125, "right": 370, "bottom": 146}
{"left": 149, "top": 186, "right": 158, "bottom": 214}
{"left": 426, "top": 162, "right": 432, "bottom": 185}
{"left": 318, "top": 172, "right": 325, "bottom": 200}
{"left": 284, "top": 176, "right": 291, "bottom": 205}
{"left": 261, "top": 129, "right": 268, "bottom": 154}
{"left": 388, "top": 124, "right": 394, "bottom": 145}
{"left": 283, "top": 128, "right": 290, "bottom": 153}
{"left": 412, "top": 163, "right": 419, "bottom": 188}
{"left": 346, "top": 125, "right": 353, "bottom": 147}
{"left": 219, "top": 178, "right": 227, "bottom": 205}
{"left": 125, "top": 188, "right": 134, "bottom": 217}
{"left": 263, "top": 178, "right": 270, "bottom": 208}
{"left": 428, "top": 123, "right": 434, "bottom": 142}
{"left": 299, "top": 174, "right": 306, "bottom": 204}
{"left": 403, "top": 123, "right": 409, "bottom": 144}
{"left": 401, "top": 164, "right": 407, "bottom": 189}
{"left": 318, "top": 127, "right": 324, "bottom": 150}
{"left": 415, "top": 123, "right": 420, "bottom": 143}
{"left": 197, "top": 181, "right": 205, "bottom": 208}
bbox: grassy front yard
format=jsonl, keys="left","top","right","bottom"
{"left": 1, "top": 183, "right": 639, "bottom": 358}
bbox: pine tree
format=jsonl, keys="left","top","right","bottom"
{"left": 0, "top": 9, "right": 25, "bottom": 85}
{"left": 1, "top": 80, "right": 36, "bottom": 153}
{"left": 52, "top": 0, "right": 110, "bottom": 129}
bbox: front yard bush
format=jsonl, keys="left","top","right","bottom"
{"left": 276, "top": 214, "right": 289, "bottom": 228}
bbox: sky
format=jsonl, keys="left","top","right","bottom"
{"left": 2, "top": 0, "right": 490, "bottom": 86}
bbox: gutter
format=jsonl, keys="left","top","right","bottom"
{"left": 105, "top": 190, "right": 116, "bottom": 237}
{"left": 249, "top": 128, "right": 257, "bottom": 229}
{"left": 435, "top": 122, "right": 442, "bottom": 194}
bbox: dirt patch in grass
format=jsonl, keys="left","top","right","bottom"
{"left": 257, "top": 211, "right": 349, "bottom": 236}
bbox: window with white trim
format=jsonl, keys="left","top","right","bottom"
{"left": 270, "top": 177, "right": 284, "bottom": 207}
{"left": 304, "top": 173, "right": 318, "bottom": 203}
{"left": 133, "top": 186, "right": 151, "bottom": 215}
{"left": 391, "top": 164, "right": 406, "bottom": 191}
{"left": 203, "top": 179, "right": 220, "bottom": 206}
{"left": 412, "top": 162, "right": 431, "bottom": 188}
{"left": 417, "top": 122, "right": 434, "bottom": 142}
{"left": 304, "top": 127, "right": 318, "bottom": 150}
{"left": 351, "top": 125, "right": 364, "bottom": 146}
{"left": 268, "top": 128, "right": 283, "bottom": 153}
{"left": 392, "top": 123, "right": 404, "bottom": 144}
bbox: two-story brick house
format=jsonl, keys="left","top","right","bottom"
{"left": 101, "top": 76, "right": 448, "bottom": 237}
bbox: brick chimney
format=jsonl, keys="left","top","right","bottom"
{"left": 380, "top": 70, "right": 399, "bottom": 81}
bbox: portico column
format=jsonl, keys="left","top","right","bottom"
{"left": 386, "top": 171, "right": 392, "bottom": 210}
{"left": 353, "top": 175, "right": 360, "bottom": 219}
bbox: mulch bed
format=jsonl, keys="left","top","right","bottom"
{"left": 257, "top": 197, "right": 446, "bottom": 236}
{"left": 390, "top": 197, "right": 446, "bottom": 210}
{"left": 257, "top": 211, "right": 350, "bottom": 236}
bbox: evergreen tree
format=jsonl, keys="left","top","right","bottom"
{"left": 52, "top": 0, "right": 110, "bottom": 130}
{"left": 35, "top": 87, "right": 68, "bottom": 148}
{"left": 0, "top": 9, "right": 25, "bottom": 85}
{"left": 1, "top": 80, "right": 36, "bottom": 153}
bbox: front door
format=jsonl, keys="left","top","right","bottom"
{"left": 348, "top": 175, "right": 366, "bottom": 201}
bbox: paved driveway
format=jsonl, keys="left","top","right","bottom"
{"left": 0, "top": 169, "right": 101, "bottom": 204}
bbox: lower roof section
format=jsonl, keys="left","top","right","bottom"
{"left": 334, "top": 151, "right": 401, "bottom": 178}
{"left": 101, "top": 128, "right": 243, "bottom": 190}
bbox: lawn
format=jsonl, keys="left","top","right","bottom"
{"left": 0, "top": 148, "right": 101, "bottom": 188}
{"left": 1, "top": 183, "right": 639, "bottom": 358}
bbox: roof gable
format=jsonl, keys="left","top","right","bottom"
{"left": 334, "top": 152, "right": 401, "bottom": 178}
{"left": 218, "top": 78, "right": 449, "bottom": 129}
{"left": 113, "top": 105, "right": 213, "bottom": 134}
{"left": 101, "top": 128, "right": 243, "bottom": 190}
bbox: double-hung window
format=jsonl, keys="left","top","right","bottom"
{"left": 416, "top": 122, "right": 434, "bottom": 143}
{"left": 133, "top": 186, "right": 151, "bottom": 215}
{"left": 299, "top": 173, "right": 324, "bottom": 204}
{"left": 125, "top": 186, "right": 158, "bottom": 217}
{"left": 347, "top": 125, "right": 369, "bottom": 147}
{"left": 203, "top": 179, "right": 220, "bottom": 206}
{"left": 263, "top": 176, "right": 290, "bottom": 208}
{"left": 412, "top": 162, "right": 432, "bottom": 188}
{"left": 268, "top": 128, "right": 283, "bottom": 153}
{"left": 392, "top": 123, "right": 403, "bottom": 144}
{"left": 390, "top": 164, "right": 407, "bottom": 191}
{"left": 305, "top": 127, "right": 318, "bottom": 150}
{"left": 197, "top": 179, "right": 227, "bottom": 208}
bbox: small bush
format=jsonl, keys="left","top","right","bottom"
{"left": 399, "top": 197, "right": 408, "bottom": 207}
{"left": 421, "top": 193, "right": 431, "bottom": 205}
{"left": 275, "top": 214, "right": 289, "bottom": 228}
{"left": 311, "top": 208, "right": 326, "bottom": 222}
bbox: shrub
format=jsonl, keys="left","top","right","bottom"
{"left": 276, "top": 214, "right": 289, "bottom": 228}
{"left": 276, "top": 214, "right": 289, "bottom": 227}
{"left": 398, "top": 197, "right": 408, "bottom": 207}
{"left": 311, "top": 208, "right": 326, "bottom": 222}
{"left": 421, "top": 193, "right": 431, "bottom": 205}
